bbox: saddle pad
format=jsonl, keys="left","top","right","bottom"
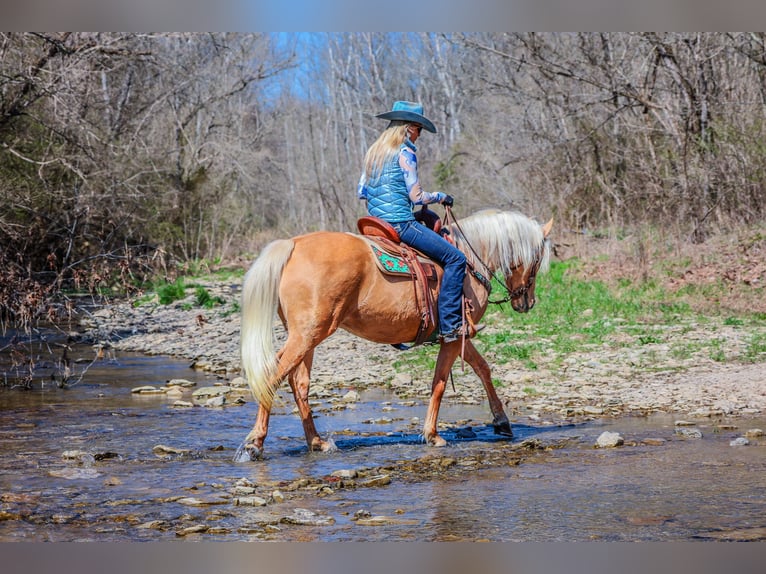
{"left": 361, "top": 237, "right": 438, "bottom": 280}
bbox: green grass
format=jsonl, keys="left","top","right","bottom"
{"left": 390, "top": 258, "right": 766, "bottom": 381}
{"left": 157, "top": 277, "right": 187, "bottom": 305}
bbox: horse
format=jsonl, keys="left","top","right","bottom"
{"left": 240, "top": 208, "right": 553, "bottom": 460}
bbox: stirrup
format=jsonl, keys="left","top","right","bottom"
{"left": 440, "top": 323, "right": 485, "bottom": 344}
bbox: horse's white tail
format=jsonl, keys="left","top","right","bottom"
{"left": 240, "top": 239, "right": 295, "bottom": 410}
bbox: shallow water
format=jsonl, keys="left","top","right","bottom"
{"left": 1, "top": 337, "right": 765, "bottom": 541}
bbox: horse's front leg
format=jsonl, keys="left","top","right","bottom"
{"left": 288, "top": 350, "right": 335, "bottom": 453}
{"left": 462, "top": 340, "right": 512, "bottom": 437}
{"left": 423, "top": 342, "right": 462, "bottom": 447}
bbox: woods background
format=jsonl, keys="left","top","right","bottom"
{"left": 2, "top": 32, "right": 766, "bottom": 325}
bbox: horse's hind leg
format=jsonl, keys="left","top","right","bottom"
{"left": 287, "top": 349, "right": 334, "bottom": 452}
{"left": 245, "top": 405, "right": 271, "bottom": 460}
{"left": 244, "top": 330, "right": 333, "bottom": 458}
{"left": 462, "top": 340, "right": 513, "bottom": 437}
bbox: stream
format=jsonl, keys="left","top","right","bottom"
{"left": 1, "top": 333, "right": 765, "bottom": 542}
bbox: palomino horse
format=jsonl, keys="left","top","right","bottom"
{"left": 240, "top": 208, "right": 552, "bottom": 459}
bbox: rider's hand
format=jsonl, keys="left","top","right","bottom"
{"left": 441, "top": 194, "right": 454, "bottom": 207}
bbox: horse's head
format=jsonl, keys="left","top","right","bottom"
{"left": 504, "top": 218, "right": 553, "bottom": 313}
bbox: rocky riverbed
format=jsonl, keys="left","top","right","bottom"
{"left": 79, "top": 277, "right": 766, "bottom": 425}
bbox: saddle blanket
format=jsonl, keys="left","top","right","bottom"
{"left": 361, "top": 237, "right": 438, "bottom": 281}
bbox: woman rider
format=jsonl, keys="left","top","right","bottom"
{"left": 357, "top": 101, "right": 475, "bottom": 343}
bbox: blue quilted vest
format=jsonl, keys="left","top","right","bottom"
{"left": 365, "top": 141, "right": 416, "bottom": 224}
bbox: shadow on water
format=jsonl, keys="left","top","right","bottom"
{"left": 277, "top": 422, "right": 581, "bottom": 456}
{"left": 2, "top": 335, "right": 766, "bottom": 541}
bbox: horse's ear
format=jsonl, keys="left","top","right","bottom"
{"left": 542, "top": 218, "right": 554, "bottom": 238}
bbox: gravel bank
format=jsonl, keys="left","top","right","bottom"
{"left": 80, "top": 278, "right": 766, "bottom": 423}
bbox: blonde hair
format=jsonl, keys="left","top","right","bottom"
{"left": 363, "top": 121, "right": 410, "bottom": 180}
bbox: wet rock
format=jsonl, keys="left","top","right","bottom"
{"left": 675, "top": 428, "right": 703, "bottom": 439}
{"left": 175, "top": 524, "right": 209, "bottom": 536}
{"left": 103, "top": 476, "right": 123, "bottom": 486}
{"left": 192, "top": 386, "right": 231, "bottom": 399}
{"left": 229, "top": 377, "right": 248, "bottom": 388}
{"left": 674, "top": 420, "right": 696, "bottom": 427}
{"left": 583, "top": 406, "right": 604, "bottom": 415}
{"left": 641, "top": 438, "right": 666, "bottom": 446}
{"left": 165, "top": 387, "right": 184, "bottom": 398}
{"left": 271, "top": 490, "right": 285, "bottom": 503}
{"left": 232, "top": 485, "right": 256, "bottom": 496}
{"left": 204, "top": 395, "right": 226, "bottom": 407}
{"left": 49, "top": 468, "right": 101, "bottom": 479}
{"left": 745, "top": 428, "right": 764, "bottom": 438}
{"left": 168, "top": 379, "right": 196, "bottom": 388}
{"left": 177, "top": 497, "right": 228, "bottom": 506}
{"left": 357, "top": 474, "right": 391, "bottom": 487}
{"left": 331, "top": 469, "right": 358, "bottom": 479}
{"left": 61, "top": 450, "right": 92, "bottom": 461}
{"left": 172, "top": 400, "right": 195, "bottom": 408}
{"left": 355, "top": 515, "right": 420, "bottom": 526}
{"left": 152, "top": 444, "right": 192, "bottom": 456}
{"left": 131, "top": 385, "right": 162, "bottom": 394}
{"left": 729, "top": 437, "right": 750, "bottom": 447}
{"left": 234, "top": 496, "right": 268, "bottom": 507}
{"left": 136, "top": 520, "right": 169, "bottom": 530}
{"left": 342, "top": 390, "right": 360, "bottom": 402}
{"left": 596, "top": 431, "right": 624, "bottom": 448}
{"left": 279, "top": 508, "right": 335, "bottom": 526}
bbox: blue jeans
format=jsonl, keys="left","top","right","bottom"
{"left": 393, "top": 220, "right": 466, "bottom": 335}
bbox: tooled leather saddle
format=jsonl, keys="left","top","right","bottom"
{"left": 357, "top": 206, "right": 448, "bottom": 348}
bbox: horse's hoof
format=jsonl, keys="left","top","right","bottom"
{"left": 427, "top": 434, "right": 447, "bottom": 447}
{"left": 245, "top": 444, "right": 264, "bottom": 461}
{"left": 493, "top": 420, "right": 514, "bottom": 438}
{"left": 309, "top": 438, "right": 338, "bottom": 453}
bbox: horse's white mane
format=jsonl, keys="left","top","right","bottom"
{"left": 452, "top": 209, "right": 551, "bottom": 275}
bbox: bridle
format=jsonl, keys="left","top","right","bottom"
{"left": 444, "top": 206, "right": 542, "bottom": 305}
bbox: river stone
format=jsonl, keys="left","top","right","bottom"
{"left": 172, "top": 400, "right": 195, "bottom": 408}
{"left": 234, "top": 496, "right": 268, "bottom": 507}
{"left": 49, "top": 468, "right": 101, "bottom": 480}
{"left": 280, "top": 508, "right": 335, "bottom": 526}
{"left": 192, "top": 386, "right": 231, "bottom": 398}
{"left": 177, "top": 496, "right": 228, "bottom": 506}
{"left": 204, "top": 395, "right": 226, "bottom": 407}
{"left": 229, "top": 376, "right": 247, "bottom": 388}
{"left": 675, "top": 428, "right": 703, "bottom": 439}
{"left": 175, "top": 524, "right": 209, "bottom": 536}
{"left": 168, "top": 379, "right": 196, "bottom": 388}
{"left": 595, "top": 431, "right": 624, "bottom": 448}
{"left": 331, "top": 469, "right": 358, "bottom": 479}
{"left": 152, "top": 444, "right": 191, "bottom": 456}
{"left": 232, "top": 485, "right": 256, "bottom": 496}
{"left": 131, "top": 385, "right": 162, "bottom": 394}
{"left": 271, "top": 490, "right": 285, "bottom": 503}
{"left": 745, "top": 428, "right": 764, "bottom": 438}
{"left": 357, "top": 474, "right": 391, "bottom": 487}
{"left": 355, "top": 515, "right": 420, "bottom": 526}
{"left": 135, "top": 520, "right": 167, "bottom": 530}
{"left": 729, "top": 437, "right": 750, "bottom": 447}
{"left": 165, "top": 387, "right": 184, "bottom": 398}
{"left": 342, "top": 390, "right": 361, "bottom": 402}
{"left": 583, "top": 406, "right": 604, "bottom": 415}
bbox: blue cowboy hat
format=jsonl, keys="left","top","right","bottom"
{"left": 376, "top": 101, "right": 437, "bottom": 133}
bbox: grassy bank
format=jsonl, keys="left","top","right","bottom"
{"left": 392, "top": 257, "right": 766, "bottom": 385}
